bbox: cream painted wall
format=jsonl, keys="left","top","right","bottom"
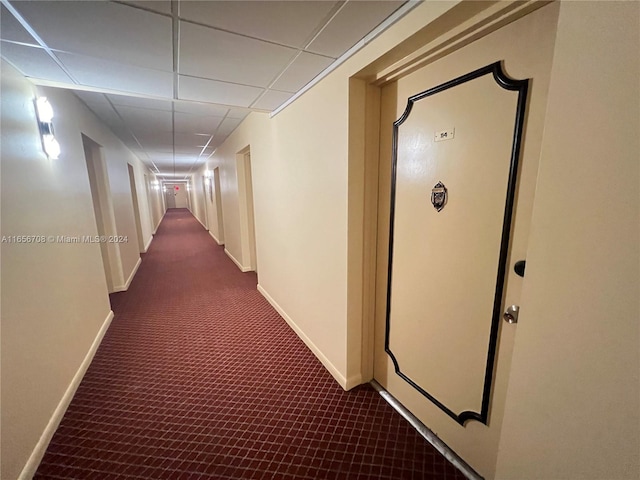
{"left": 190, "top": 173, "right": 207, "bottom": 230}
{"left": 144, "top": 175, "right": 164, "bottom": 234}
{"left": 495, "top": 2, "right": 640, "bottom": 478}
{"left": 193, "top": 168, "right": 225, "bottom": 245}
{"left": 42, "top": 87, "right": 149, "bottom": 290}
{"left": 1, "top": 61, "right": 156, "bottom": 479}
{"left": 194, "top": 0, "right": 464, "bottom": 387}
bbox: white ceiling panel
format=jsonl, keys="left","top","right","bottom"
{"left": 173, "top": 132, "right": 207, "bottom": 147}
{"left": 179, "top": 1, "right": 339, "bottom": 48}
{"left": 147, "top": 153, "right": 175, "bottom": 164}
{"left": 73, "top": 91, "right": 111, "bottom": 109}
{"left": 179, "top": 22, "right": 297, "bottom": 87}
{"left": 174, "top": 113, "right": 224, "bottom": 134}
{"left": 83, "top": 103, "right": 125, "bottom": 128}
{"left": 58, "top": 52, "right": 174, "bottom": 97}
{"left": 118, "top": 1, "right": 172, "bottom": 15}
{"left": 227, "top": 108, "right": 251, "bottom": 120}
{"left": 130, "top": 131, "right": 174, "bottom": 149}
{"left": 178, "top": 75, "right": 263, "bottom": 107}
{"left": 251, "top": 89, "right": 294, "bottom": 111}
{"left": 0, "top": 5, "right": 37, "bottom": 45}
{"left": 214, "top": 117, "right": 244, "bottom": 138}
{"left": 149, "top": 152, "right": 196, "bottom": 163}
{"left": 174, "top": 145, "right": 202, "bottom": 155}
{"left": 307, "top": 1, "right": 404, "bottom": 58}
{"left": 105, "top": 124, "right": 137, "bottom": 144}
{"left": 0, "top": 42, "right": 73, "bottom": 83}
{"left": 272, "top": 52, "right": 334, "bottom": 93}
{"left": 107, "top": 94, "right": 173, "bottom": 111}
{"left": 173, "top": 101, "right": 230, "bottom": 117}
{"left": 0, "top": 0, "right": 410, "bottom": 176}
{"left": 140, "top": 143, "right": 173, "bottom": 153}
{"left": 11, "top": 1, "right": 173, "bottom": 71}
{"left": 115, "top": 105, "right": 173, "bottom": 132}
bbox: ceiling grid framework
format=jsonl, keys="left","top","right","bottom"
{"left": 0, "top": 0, "right": 413, "bottom": 178}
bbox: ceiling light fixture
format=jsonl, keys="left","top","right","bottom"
{"left": 34, "top": 97, "right": 60, "bottom": 159}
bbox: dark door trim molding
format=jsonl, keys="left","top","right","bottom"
{"left": 385, "top": 61, "right": 529, "bottom": 425}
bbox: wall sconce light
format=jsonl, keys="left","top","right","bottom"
{"left": 204, "top": 169, "right": 212, "bottom": 178}
{"left": 35, "top": 97, "right": 60, "bottom": 159}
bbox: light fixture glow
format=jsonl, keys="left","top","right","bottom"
{"left": 42, "top": 135, "right": 61, "bottom": 159}
{"left": 36, "top": 97, "right": 54, "bottom": 123}
{"left": 35, "top": 97, "right": 60, "bottom": 159}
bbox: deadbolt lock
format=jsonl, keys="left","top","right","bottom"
{"left": 503, "top": 305, "right": 519, "bottom": 324}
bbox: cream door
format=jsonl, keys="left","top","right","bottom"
{"left": 373, "top": 4, "right": 559, "bottom": 477}
{"left": 165, "top": 186, "right": 176, "bottom": 208}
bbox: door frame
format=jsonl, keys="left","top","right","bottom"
{"left": 127, "top": 163, "right": 146, "bottom": 253}
{"left": 236, "top": 146, "right": 258, "bottom": 272}
{"left": 345, "top": 0, "right": 548, "bottom": 388}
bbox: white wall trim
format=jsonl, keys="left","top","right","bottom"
{"left": 113, "top": 256, "right": 142, "bottom": 292}
{"left": 257, "top": 284, "right": 349, "bottom": 390}
{"left": 224, "top": 248, "right": 251, "bottom": 272}
{"left": 194, "top": 214, "right": 207, "bottom": 231}
{"left": 18, "top": 310, "right": 114, "bottom": 480}
{"left": 345, "top": 374, "right": 364, "bottom": 390}
{"left": 209, "top": 230, "right": 223, "bottom": 246}
{"left": 143, "top": 235, "right": 153, "bottom": 253}
{"left": 153, "top": 211, "right": 165, "bottom": 234}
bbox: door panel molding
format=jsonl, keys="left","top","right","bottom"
{"left": 385, "top": 61, "right": 529, "bottom": 425}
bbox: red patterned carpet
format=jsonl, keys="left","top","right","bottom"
{"left": 35, "top": 209, "right": 465, "bottom": 479}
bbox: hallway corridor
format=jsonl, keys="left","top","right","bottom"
{"left": 34, "top": 209, "right": 464, "bottom": 480}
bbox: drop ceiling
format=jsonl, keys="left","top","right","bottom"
{"left": 1, "top": 0, "right": 413, "bottom": 177}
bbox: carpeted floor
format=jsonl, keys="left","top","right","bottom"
{"left": 35, "top": 209, "right": 465, "bottom": 480}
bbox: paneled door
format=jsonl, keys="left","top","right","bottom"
{"left": 372, "top": 4, "right": 559, "bottom": 476}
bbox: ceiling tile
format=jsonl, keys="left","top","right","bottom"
{"left": 179, "top": 1, "right": 339, "bottom": 48}
{"left": 105, "top": 124, "right": 137, "bottom": 144}
{"left": 148, "top": 152, "right": 176, "bottom": 162}
{"left": 174, "top": 112, "right": 224, "bottom": 134}
{"left": 251, "top": 89, "right": 294, "bottom": 111}
{"left": 174, "top": 145, "right": 201, "bottom": 155}
{"left": 173, "top": 132, "right": 207, "bottom": 147}
{"left": 178, "top": 75, "right": 263, "bottom": 107}
{"left": 0, "top": 5, "right": 37, "bottom": 45}
{"left": 215, "top": 117, "right": 244, "bottom": 138}
{"left": 107, "top": 94, "right": 173, "bottom": 111}
{"left": 227, "top": 108, "right": 251, "bottom": 120}
{"left": 173, "top": 101, "right": 229, "bottom": 117}
{"left": 0, "top": 42, "right": 73, "bottom": 83}
{"left": 127, "top": 135, "right": 170, "bottom": 151}
{"left": 73, "top": 90, "right": 110, "bottom": 108}
{"left": 11, "top": 1, "right": 173, "bottom": 71}
{"left": 115, "top": 105, "right": 173, "bottom": 131}
{"left": 271, "top": 52, "right": 334, "bottom": 93}
{"left": 179, "top": 21, "right": 297, "bottom": 87}
{"left": 83, "top": 103, "right": 125, "bottom": 128}
{"left": 307, "top": 1, "right": 404, "bottom": 58}
{"left": 118, "top": 1, "right": 172, "bottom": 15}
{"left": 58, "top": 52, "right": 173, "bottom": 97}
